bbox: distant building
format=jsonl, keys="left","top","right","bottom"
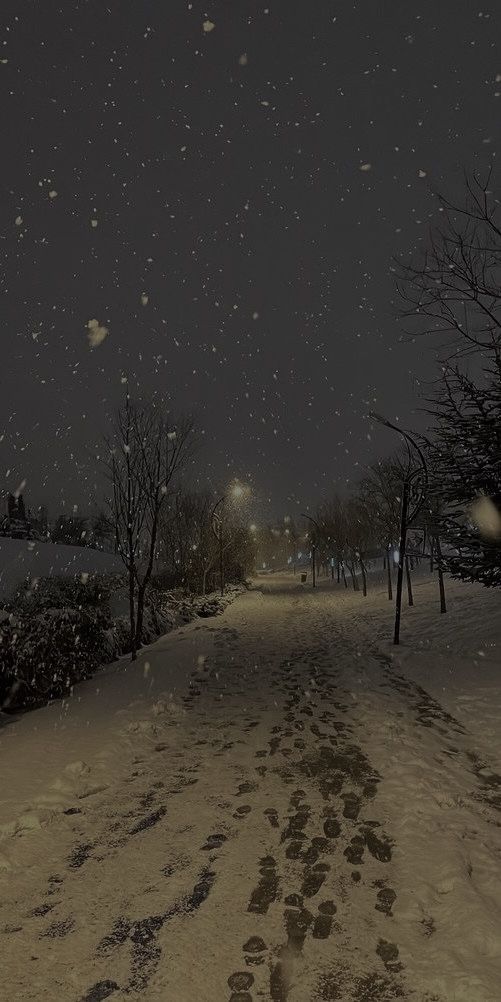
{"left": 0, "top": 493, "right": 32, "bottom": 539}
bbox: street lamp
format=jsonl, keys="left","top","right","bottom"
{"left": 371, "top": 413, "right": 428, "bottom": 645}
{"left": 211, "top": 482, "right": 250, "bottom": 596}
{"left": 301, "top": 513, "right": 320, "bottom": 588}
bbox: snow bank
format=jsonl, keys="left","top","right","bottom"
{"left": 0, "top": 587, "right": 246, "bottom": 843}
{"left": 0, "top": 538, "right": 122, "bottom": 601}
{"left": 330, "top": 564, "right": 501, "bottom": 771}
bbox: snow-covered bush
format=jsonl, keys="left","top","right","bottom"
{"left": 1, "top": 573, "right": 120, "bottom": 711}
{"left": 0, "top": 572, "right": 242, "bottom": 713}
{"left": 0, "top": 604, "right": 112, "bottom": 711}
{"left": 6, "top": 572, "right": 121, "bottom": 615}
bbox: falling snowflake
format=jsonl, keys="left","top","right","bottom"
{"left": 14, "top": 479, "right": 27, "bottom": 499}
{"left": 359, "top": 163, "right": 372, "bottom": 172}
{"left": 87, "top": 318, "right": 109, "bottom": 347}
{"left": 471, "top": 496, "right": 501, "bottom": 540}
{"left": 203, "top": 19, "right": 215, "bottom": 33}
{"left": 141, "top": 292, "right": 149, "bottom": 306}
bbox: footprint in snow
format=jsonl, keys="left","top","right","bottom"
{"left": 376, "top": 938, "right": 403, "bottom": 973}
{"left": 264, "top": 807, "right": 279, "bottom": 828}
{"left": 301, "top": 862, "right": 330, "bottom": 898}
{"left": 201, "top": 833, "right": 227, "bottom": 851}
{"left": 343, "top": 834, "right": 365, "bottom": 866}
{"left": 233, "top": 805, "right": 252, "bottom": 819}
{"left": 312, "top": 900, "right": 337, "bottom": 939}
{"left": 243, "top": 935, "right": 267, "bottom": 965}
{"left": 375, "top": 885, "right": 396, "bottom": 916}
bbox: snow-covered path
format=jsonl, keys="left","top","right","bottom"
{"left": 2, "top": 575, "right": 501, "bottom": 1001}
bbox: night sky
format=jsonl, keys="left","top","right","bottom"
{"left": 1, "top": 1, "right": 499, "bottom": 518}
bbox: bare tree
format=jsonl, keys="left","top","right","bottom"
{"left": 395, "top": 168, "right": 501, "bottom": 359}
{"left": 372, "top": 417, "right": 428, "bottom": 644}
{"left": 103, "top": 392, "right": 194, "bottom": 658}
{"left": 358, "top": 453, "right": 407, "bottom": 600}
{"left": 316, "top": 496, "right": 349, "bottom": 581}
{"left": 172, "top": 490, "right": 220, "bottom": 594}
{"left": 344, "top": 498, "right": 377, "bottom": 597}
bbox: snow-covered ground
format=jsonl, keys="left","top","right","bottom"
{"left": 333, "top": 563, "right": 501, "bottom": 770}
{"left": 1, "top": 570, "right": 501, "bottom": 1000}
{"left": 0, "top": 538, "right": 122, "bottom": 601}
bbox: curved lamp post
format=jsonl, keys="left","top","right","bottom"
{"left": 211, "top": 495, "right": 226, "bottom": 597}
{"left": 371, "top": 413, "right": 428, "bottom": 645}
{"left": 211, "top": 482, "right": 249, "bottom": 596}
{"left": 301, "top": 513, "right": 320, "bottom": 588}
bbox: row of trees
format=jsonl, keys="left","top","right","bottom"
{"left": 296, "top": 170, "right": 501, "bottom": 641}
{"left": 101, "top": 393, "right": 255, "bottom": 658}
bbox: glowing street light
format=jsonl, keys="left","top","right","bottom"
{"left": 211, "top": 481, "right": 251, "bottom": 595}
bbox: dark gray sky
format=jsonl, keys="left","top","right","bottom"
{"left": 1, "top": 0, "right": 499, "bottom": 517}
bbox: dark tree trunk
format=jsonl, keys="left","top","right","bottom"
{"left": 134, "top": 510, "right": 160, "bottom": 653}
{"left": 347, "top": 561, "right": 359, "bottom": 591}
{"left": 360, "top": 558, "right": 367, "bottom": 597}
{"left": 219, "top": 530, "right": 224, "bottom": 596}
{"left": 128, "top": 565, "right": 136, "bottom": 661}
{"left": 405, "top": 555, "right": 414, "bottom": 607}
{"left": 386, "top": 546, "right": 393, "bottom": 601}
{"left": 135, "top": 583, "right": 146, "bottom": 649}
{"left": 394, "top": 478, "right": 409, "bottom": 645}
{"left": 434, "top": 535, "right": 447, "bottom": 614}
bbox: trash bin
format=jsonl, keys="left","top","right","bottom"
{"left": 301, "top": 573, "right": 307, "bottom": 583}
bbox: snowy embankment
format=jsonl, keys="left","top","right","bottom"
{"left": 332, "top": 564, "right": 501, "bottom": 769}
{"left": 0, "top": 616, "right": 205, "bottom": 844}
{"left": 0, "top": 584, "right": 243, "bottom": 844}
{"left": 0, "top": 547, "right": 243, "bottom": 711}
{"left": 0, "top": 538, "right": 122, "bottom": 602}
{"left": 320, "top": 566, "right": 501, "bottom": 999}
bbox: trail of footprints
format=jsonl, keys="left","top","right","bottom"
{"left": 224, "top": 646, "right": 402, "bottom": 1001}
{"left": 25, "top": 623, "right": 404, "bottom": 1000}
